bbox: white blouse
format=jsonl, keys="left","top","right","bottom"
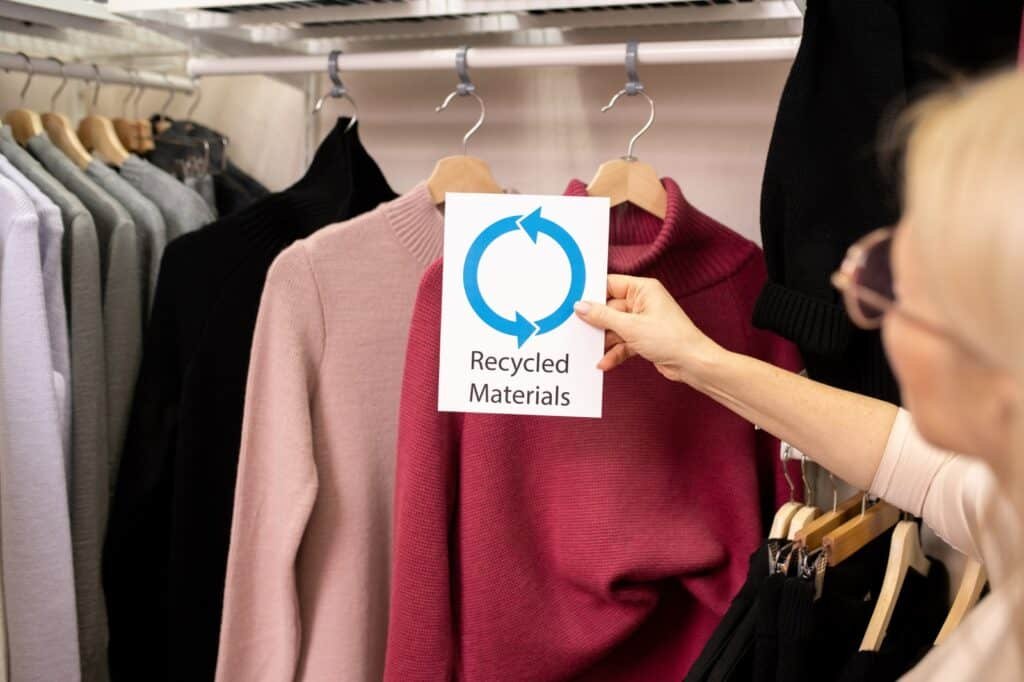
{"left": 869, "top": 409, "right": 1023, "bottom": 680}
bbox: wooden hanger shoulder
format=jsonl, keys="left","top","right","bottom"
{"left": 4, "top": 109, "right": 44, "bottom": 145}
{"left": 822, "top": 501, "right": 900, "bottom": 567}
{"left": 586, "top": 157, "right": 667, "bottom": 219}
{"left": 860, "top": 520, "right": 931, "bottom": 651}
{"left": 934, "top": 558, "right": 986, "bottom": 645}
{"left": 795, "top": 493, "right": 864, "bottom": 551}
{"left": 787, "top": 505, "right": 822, "bottom": 540}
{"left": 42, "top": 113, "right": 92, "bottom": 169}
{"left": 769, "top": 501, "right": 803, "bottom": 540}
{"left": 113, "top": 117, "right": 141, "bottom": 153}
{"left": 78, "top": 115, "right": 130, "bottom": 167}
{"left": 426, "top": 155, "right": 502, "bottom": 204}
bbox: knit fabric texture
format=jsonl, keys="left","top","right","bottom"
{"left": 385, "top": 178, "right": 803, "bottom": 681}
{"left": 120, "top": 153, "right": 214, "bottom": 240}
{"left": 105, "top": 119, "right": 395, "bottom": 681}
{"left": 0, "top": 175, "right": 81, "bottom": 682}
{"left": 754, "top": 0, "right": 1022, "bottom": 403}
{"left": 0, "top": 126, "right": 107, "bottom": 682}
{"left": 86, "top": 159, "right": 168, "bottom": 314}
{"left": 217, "top": 184, "right": 443, "bottom": 682}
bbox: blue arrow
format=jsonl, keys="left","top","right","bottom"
{"left": 463, "top": 216, "right": 540, "bottom": 347}
{"left": 463, "top": 208, "right": 586, "bottom": 347}
{"left": 521, "top": 208, "right": 587, "bottom": 335}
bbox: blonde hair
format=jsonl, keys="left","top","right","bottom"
{"left": 902, "top": 69, "right": 1024, "bottom": 663}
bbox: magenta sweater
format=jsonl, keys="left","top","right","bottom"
{"left": 386, "top": 178, "right": 803, "bottom": 680}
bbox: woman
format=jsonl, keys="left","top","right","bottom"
{"left": 574, "top": 69, "right": 1024, "bottom": 679}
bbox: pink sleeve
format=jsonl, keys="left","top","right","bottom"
{"left": 384, "top": 261, "right": 459, "bottom": 681}
{"left": 870, "top": 408, "right": 1015, "bottom": 570}
{"left": 215, "top": 245, "right": 323, "bottom": 681}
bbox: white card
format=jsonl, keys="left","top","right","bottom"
{"left": 438, "top": 192, "right": 610, "bottom": 418}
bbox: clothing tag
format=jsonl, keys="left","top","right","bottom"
{"left": 438, "top": 192, "right": 610, "bottom": 418}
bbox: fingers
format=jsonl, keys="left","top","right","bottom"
{"left": 597, "top": 342, "right": 633, "bottom": 371}
{"left": 606, "top": 274, "right": 635, "bottom": 300}
{"left": 573, "top": 300, "right": 630, "bottom": 332}
{"left": 604, "top": 330, "right": 625, "bottom": 351}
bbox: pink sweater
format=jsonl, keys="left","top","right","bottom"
{"left": 216, "top": 184, "right": 444, "bottom": 681}
{"left": 385, "top": 179, "right": 803, "bottom": 680}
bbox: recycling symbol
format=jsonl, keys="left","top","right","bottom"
{"left": 463, "top": 207, "right": 586, "bottom": 348}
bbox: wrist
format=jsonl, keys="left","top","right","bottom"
{"left": 679, "top": 340, "right": 732, "bottom": 391}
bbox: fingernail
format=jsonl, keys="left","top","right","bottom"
{"left": 574, "top": 301, "right": 591, "bottom": 315}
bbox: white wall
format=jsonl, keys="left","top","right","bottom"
{"left": 189, "top": 60, "right": 791, "bottom": 243}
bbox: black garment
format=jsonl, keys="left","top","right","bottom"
{"left": 753, "top": 573, "right": 788, "bottom": 682}
{"left": 837, "top": 559, "right": 949, "bottom": 682}
{"left": 104, "top": 119, "right": 396, "bottom": 681}
{"left": 686, "top": 544, "right": 770, "bottom": 682}
{"left": 147, "top": 116, "right": 270, "bottom": 217}
{"left": 754, "top": 0, "right": 1022, "bottom": 402}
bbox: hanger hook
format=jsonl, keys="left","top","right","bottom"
{"left": 186, "top": 77, "right": 201, "bottom": 119}
{"left": 121, "top": 69, "right": 139, "bottom": 118}
{"left": 90, "top": 63, "right": 104, "bottom": 112}
{"left": 313, "top": 50, "right": 358, "bottom": 132}
{"left": 161, "top": 74, "right": 176, "bottom": 118}
{"left": 828, "top": 471, "right": 838, "bottom": 513}
{"left": 47, "top": 57, "right": 67, "bottom": 111}
{"left": 133, "top": 77, "right": 147, "bottom": 120}
{"left": 16, "top": 52, "right": 33, "bottom": 104}
{"left": 599, "top": 41, "right": 655, "bottom": 160}
{"left": 799, "top": 454, "right": 814, "bottom": 507}
{"left": 434, "top": 46, "right": 484, "bottom": 156}
{"left": 780, "top": 443, "right": 796, "bottom": 503}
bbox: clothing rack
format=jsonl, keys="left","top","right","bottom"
{"left": 187, "top": 38, "right": 800, "bottom": 77}
{"left": 0, "top": 52, "right": 195, "bottom": 93}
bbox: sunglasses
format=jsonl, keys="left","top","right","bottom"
{"left": 831, "top": 227, "right": 950, "bottom": 338}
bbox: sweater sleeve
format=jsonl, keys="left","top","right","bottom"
{"left": 384, "top": 261, "right": 459, "bottom": 681}
{"left": 215, "top": 243, "right": 323, "bottom": 682}
{"left": 870, "top": 409, "right": 1017, "bottom": 572}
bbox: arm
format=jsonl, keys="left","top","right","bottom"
{"left": 215, "top": 245, "right": 321, "bottom": 681}
{"left": 574, "top": 275, "right": 898, "bottom": 492}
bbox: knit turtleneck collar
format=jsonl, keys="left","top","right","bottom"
{"left": 564, "top": 177, "right": 753, "bottom": 292}
{"left": 384, "top": 182, "right": 444, "bottom": 266}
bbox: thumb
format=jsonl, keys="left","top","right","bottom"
{"left": 573, "top": 300, "right": 631, "bottom": 333}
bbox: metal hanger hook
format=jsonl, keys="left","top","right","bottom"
{"left": 434, "top": 46, "right": 484, "bottom": 156}
{"left": 122, "top": 69, "right": 139, "bottom": 118}
{"left": 800, "top": 455, "right": 814, "bottom": 507}
{"left": 186, "top": 77, "right": 201, "bottom": 119}
{"left": 47, "top": 57, "right": 67, "bottom": 110}
{"left": 90, "top": 63, "right": 104, "bottom": 112}
{"left": 161, "top": 74, "right": 177, "bottom": 118}
{"left": 313, "top": 50, "right": 357, "bottom": 133}
{"left": 599, "top": 41, "right": 655, "bottom": 160}
{"left": 16, "top": 52, "right": 33, "bottom": 104}
{"left": 780, "top": 443, "right": 796, "bottom": 503}
{"left": 133, "top": 79, "right": 147, "bottom": 120}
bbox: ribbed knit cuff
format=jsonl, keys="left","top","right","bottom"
{"left": 752, "top": 280, "right": 853, "bottom": 355}
{"left": 384, "top": 183, "right": 444, "bottom": 266}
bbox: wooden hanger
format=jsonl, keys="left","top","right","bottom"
{"left": 4, "top": 52, "right": 44, "bottom": 145}
{"left": 78, "top": 64, "right": 130, "bottom": 167}
{"left": 787, "top": 453, "right": 822, "bottom": 539}
{"left": 38, "top": 59, "right": 92, "bottom": 168}
{"left": 586, "top": 41, "right": 667, "bottom": 219}
{"left": 860, "top": 519, "right": 931, "bottom": 651}
{"left": 769, "top": 444, "right": 804, "bottom": 539}
{"left": 42, "top": 114, "right": 91, "bottom": 169}
{"left": 796, "top": 477, "right": 864, "bottom": 551}
{"left": 113, "top": 73, "right": 141, "bottom": 152}
{"left": 822, "top": 498, "right": 900, "bottom": 567}
{"left": 934, "top": 559, "right": 986, "bottom": 645}
{"left": 425, "top": 47, "right": 502, "bottom": 204}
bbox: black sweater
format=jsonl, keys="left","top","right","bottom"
{"left": 754, "top": 0, "right": 1021, "bottom": 402}
{"left": 103, "top": 119, "right": 396, "bottom": 681}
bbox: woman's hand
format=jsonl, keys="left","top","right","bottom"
{"left": 573, "top": 274, "right": 723, "bottom": 384}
